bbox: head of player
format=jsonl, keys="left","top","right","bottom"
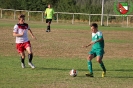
{"left": 48, "top": 4, "right": 51, "bottom": 8}
{"left": 90, "top": 23, "right": 98, "bottom": 33}
{"left": 18, "top": 14, "right": 25, "bottom": 24}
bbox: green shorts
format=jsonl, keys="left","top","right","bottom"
{"left": 88, "top": 49, "right": 104, "bottom": 58}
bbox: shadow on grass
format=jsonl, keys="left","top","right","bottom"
{"left": 35, "top": 67, "right": 133, "bottom": 78}
{"left": 36, "top": 67, "right": 88, "bottom": 71}
{"left": 36, "top": 67, "right": 70, "bottom": 71}
{"left": 109, "top": 76, "right": 133, "bottom": 78}
{"left": 94, "top": 69, "right": 133, "bottom": 72}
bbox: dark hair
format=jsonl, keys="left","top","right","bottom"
{"left": 20, "top": 14, "right": 25, "bottom": 18}
{"left": 18, "top": 14, "right": 25, "bottom": 19}
{"left": 91, "top": 23, "right": 98, "bottom": 28}
{"left": 48, "top": 4, "right": 52, "bottom": 7}
{"left": 18, "top": 14, "right": 25, "bottom": 20}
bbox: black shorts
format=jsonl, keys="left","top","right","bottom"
{"left": 46, "top": 19, "right": 52, "bottom": 23}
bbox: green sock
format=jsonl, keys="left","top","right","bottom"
{"left": 87, "top": 60, "right": 93, "bottom": 74}
{"left": 100, "top": 61, "right": 106, "bottom": 72}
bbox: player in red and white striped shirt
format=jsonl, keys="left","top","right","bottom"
{"left": 13, "top": 14, "right": 36, "bottom": 68}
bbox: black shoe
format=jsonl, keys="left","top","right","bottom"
{"left": 85, "top": 73, "right": 94, "bottom": 77}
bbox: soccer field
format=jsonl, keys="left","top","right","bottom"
{"left": 0, "top": 19, "right": 133, "bottom": 88}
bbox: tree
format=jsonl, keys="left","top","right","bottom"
{"left": 0, "top": 0, "right": 20, "bottom": 9}
{"left": 0, "top": 0, "right": 113, "bottom": 21}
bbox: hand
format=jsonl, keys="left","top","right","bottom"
{"left": 20, "top": 30, "right": 25, "bottom": 36}
{"left": 82, "top": 46, "right": 86, "bottom": 48}
{"left": 54, "top": 16, "right": 57, "bottom": 20}
{"left": 32, "top": 36, "right": 37, "bottom": 40}
{"left": 82, "top": 45, "right": 88, "bottom": 48}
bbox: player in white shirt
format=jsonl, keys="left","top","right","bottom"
{"left": 13, "top": 14, "right": 36, "bottom": 68}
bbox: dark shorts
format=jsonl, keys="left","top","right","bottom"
{"left": 46, "top": 19, "right": 52, "bottom": 23}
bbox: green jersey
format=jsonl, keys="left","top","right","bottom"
{"left": 92, "top": 31, "right": 104, "bottom": 50}
{"left": 45, "top": 8, "right": 54, "bottom": 19}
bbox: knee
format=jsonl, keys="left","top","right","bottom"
{"left": 21, "top": 55, "right": 25, "bottom": 59}
{"left": 87, "top": 55, "right": 92, "bottom": 60}
{"left": 29, "top": 53, "right": 33, "bottom": 56}
{"left": 48, "top": 22, "right": 50, "bottom": 25}
{"left": 28, "top": 49, "right": 32, "bottom": 54}
{"left": 97, "top": 59, "right": 101, "bottom": 63}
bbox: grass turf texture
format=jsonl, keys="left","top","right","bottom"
{"left": 0, "top": 56, "right": 133, "bottom": 88}
{"left": 0, "top": 19, "right": 133, "bottom": 88}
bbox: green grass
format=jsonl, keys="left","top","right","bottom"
{"left": 0, "top": 19, "right": 133, "bottom": 88}
{"left": 106, "top": 39, "right": 133, "bottom": 43}
{"left": 0, "top": 56, "right": 133, "bottom": 88}
{"left": 0, "top": 19, "right": 133, "bottom": 31}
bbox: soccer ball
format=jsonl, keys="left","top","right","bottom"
{"left": 69, "top": 69, "right": 77, "bottom": 77}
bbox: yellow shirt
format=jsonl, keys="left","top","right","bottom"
{"left": 45, "top": 8, "right": 54, "bottom": 19}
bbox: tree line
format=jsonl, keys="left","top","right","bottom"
{"left": 0, "top": 0, "right": 104, "bottom": 12}
{"left": 0, "top": 0, "right": 123, "bottom": 21}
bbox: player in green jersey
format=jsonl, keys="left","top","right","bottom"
{"left": 44, "top": 4, "right": 56, "bottom": 32}
{"left": 83, "top": 23, "right": 106, "bottom": 77}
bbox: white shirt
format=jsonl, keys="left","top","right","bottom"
{"left": 13, "top": 23, "right": 30, "bottom": 43}
{"left": 92, "top": 31, "right": 103, "bottom": 39}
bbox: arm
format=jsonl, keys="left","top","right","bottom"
{"left": 44, "top": 13, "right": 47, "bottom": 18}
{"left": 94, "top": 38, "right": 103, "bottom": 43}
{"left": 83, "top": 38, "right": 103, "bottom": 48}
{"left": 13, "top": 31, "right": 24, "bottom": 37}
{"left": 83, "top": 41, "right": 94, "bottom": 48}
{"left": 53, "top": 14, "right": 56, "bottom": 20}
{"left": 53, "top": 9, "right": 56, "bottom": 20}
{"left": 13, "top": 25, "right": 24, "bottom": 37}
{"left": 28, "top": 29, "right": 36, "bottom": 39}
{"left": 44, "top": 9, "right": 47, "bottom": 18}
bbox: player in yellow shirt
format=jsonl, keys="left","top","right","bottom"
{"left": 44, "top": 4, "right": 56, "bottom": 32}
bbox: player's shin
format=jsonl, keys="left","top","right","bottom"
{"left": 46, "top": 26, "right": 50, "bottom": 32}
{"left": 28, "top": 53, "right": 33, "bottom": 63}
{"left": 48, "top": 26, "right": 50, "bottom": 31}
{"left": 21, "top": 57, "right": 25, "bottom": 64}
{"left": 28, "top": 53, "right": 35, "bottom": 68}
{"left": 87, "top": 60, "right": 93, "bottom": 74}
{"left": 21, "top": 57, "right": 25, "bottom": 68}
{"left": 99, "top": 61, "right": 106, "bottom": 72}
